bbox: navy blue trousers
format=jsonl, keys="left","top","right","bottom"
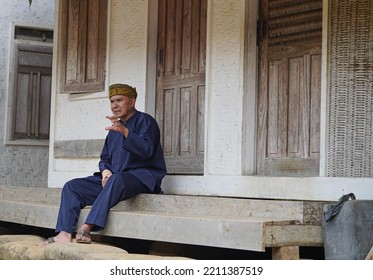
{"left": 55, "top": 172, "right": 154, "bottom": 233}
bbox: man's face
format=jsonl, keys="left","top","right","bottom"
{"left": 110, "top": 95, "right": 136, "bottom": 120}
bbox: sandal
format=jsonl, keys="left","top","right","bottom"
{"left": 76, "top": 229, "right": 92, "bottom": 244}
{"left": 42, "top": 237, "right": 55, "bottom": 245}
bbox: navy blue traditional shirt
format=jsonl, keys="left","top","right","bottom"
{"left": 98, "top": 110, "right": 167, "bottom": 191}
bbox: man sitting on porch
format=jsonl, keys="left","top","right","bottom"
{"left": 43, "top": 83, "right": 167, "bottom": 244}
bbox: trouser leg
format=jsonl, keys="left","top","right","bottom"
{"left": 55, "top": 176, "right": 102, "bottom": 234}
{"left": 85, "top": 172, "right": 151, "bottom": 231}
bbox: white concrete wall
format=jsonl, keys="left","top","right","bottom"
{"left": 0, "top": 0, "right": 54, "bottom": 187}
{"left": 108, "top": 0, "right": 149, "bottom": 108}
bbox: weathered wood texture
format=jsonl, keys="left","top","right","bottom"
{"left": 257, "top": 0, "right": 322, "bottom": 176}
{"left": 12, "top": 44, "right": 52, "bottom": 140}
{"left": 0, "top": 185, "right": 324, "bottom": 257}
{"left": 272, "top": 246, "right": 300, "bottom": 260}
{"left": 58, "top": 0, "right": 107, "bottom": 94}
{"left": 156, "top": 0, "right": 206, "bottom": 174}
{"left": 303, "top": 200, "right": 331, "bottom": 225}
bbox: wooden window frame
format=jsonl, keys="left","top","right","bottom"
{"left": 58, "top": 0, "right": 108, "bottom": 94}
{"left": 11, "top": 44, "right": 53, "bottom": 141}
{"left": 5, "top": 25, "right": 54, "bottom": 146}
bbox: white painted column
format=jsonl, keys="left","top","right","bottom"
{"left": 205, "top": 0, "right": 246, "bottom": 175}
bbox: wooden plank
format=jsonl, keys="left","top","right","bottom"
{"left": 0, "top": 186, "right": 305, "bottom": 220}
{"left": 0, "top": 199, "right": 266, "bottom": 251}
{"left": 288, "top": 56, "right": 302, "bottom": 156}
{"left": 265, "top": 224, "right": 323, "bottom": 247}
{"left": 190, "top": 0, "right": 200, "bottom": 73}
{"left": 263, "top": 157, "right": 320, "bottom": 176}
{"left": 310, "top": 54, "right": 321, "bottom": 157}
{"left": 197, "top": 85, "right": 205, "bottom": 154}
{"left": 182, "top": 0, "right": 192, "bottom": 73}
{"left": 65, "top": 0, "right": 79, "bottom": 83}
{"left": 303, "top": 200, "right": 329, "bottom": 226}
{"left": 172, "top": 85, "right": 181, "bottom": 157}
{"left": 14, "top": 73, "right": 28, "bottom": 137}
{"left": 0, "top": 200, "right": 59, "bottom": 229}
{"left": 199, "top": 0, "right": 207, "bottom": 72}
{"left": 180, "top": 87, "right": 192, "bottom": 154}
{"left": 174, "top": 0, "right": 183, "bottom": 76}
{"left": 165, "top": 0, "right": 176, "bottom": 76}
{"left": 280, "top": 57, "right": 288, "bottom": 156}
{"left": 95, "top": 212, "right": 268, "bottom": 251}
{"left": 86, "top": 0, "right": 99, "bottom": 81}
{"left": 39, "top": 74, "right": 52, "bottom": 137}
{"left": 58, "top": 0, "right": 68, "bottom": 93}
{"left": 267, "top": 60, "right": 281, "bottom": 156}
{"left": 97, "top": 0, "right": 108, "bottom": 87}
{"left": 77, "top": 0, "right": 87, "bottom": 84}
{"left": 157, "top": 0, "right": 166, "bottom": 77}
{"left": 0, "top": 187, "right": 324, "bottom": 253}
{"left": 272, "top": 246, "right": 300, "bottom": 260}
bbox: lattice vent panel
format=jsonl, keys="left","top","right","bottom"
{"left": 328, "top": 0, "right": 373, "bottom": 177}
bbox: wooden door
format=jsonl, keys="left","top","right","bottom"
{"left": 257, "top": 0, "right": 322, "bottom": 176}
{"left": 156, "top": 0, "right": 207, "bottom": 174}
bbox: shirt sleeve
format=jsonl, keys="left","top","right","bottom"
{"left": 123, "top": 118, "right": 157, "bottom": 160}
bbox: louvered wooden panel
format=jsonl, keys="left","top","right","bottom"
{"left": 267, "top": 0, "right": 322, "bottom": 46}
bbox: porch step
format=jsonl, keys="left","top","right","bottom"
{"left": 0, "top": 185, "right": 304, "bottom": 219}
{"left": 0, "top": 185, "right": 323, "bottom": 254}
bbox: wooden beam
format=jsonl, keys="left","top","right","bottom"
{"left": 265, "top": 224, "right": 323, "bottom": 247}
{"left": 272, "top": 246, "right": 300, "bottom": 260}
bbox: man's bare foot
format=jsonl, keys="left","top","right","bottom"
{"left": 41, "top": 231, "right": 72, "bottom": 245}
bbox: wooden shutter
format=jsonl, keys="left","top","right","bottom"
{"left": 59, "top": 0, "right": 107, "bottom": 94}
{"left": 257, "top": 0, "right": 322, "bottom": 176}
